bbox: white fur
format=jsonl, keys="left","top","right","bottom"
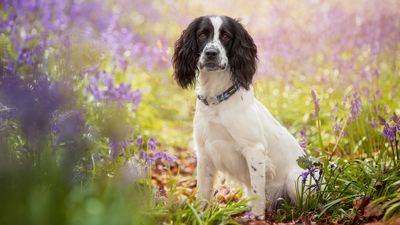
{"left": 194, "top": 16, "right": 305, "bottom": 218}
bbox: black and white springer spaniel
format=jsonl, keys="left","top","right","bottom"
{"left": 173, "top": 15, "right": 305, "bottom": 219}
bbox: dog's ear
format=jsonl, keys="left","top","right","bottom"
{"left": 173, "top": 17, "right": 202, "bottom": 89}
{"left": 229, "top": 19, "right": 257, "bottom": 90}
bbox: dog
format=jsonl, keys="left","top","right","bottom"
{"left": 172, "top": 15, "right": 305, "bottom": 219}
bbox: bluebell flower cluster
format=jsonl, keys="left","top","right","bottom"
{"left": 52, "top": 111, "right": 85, "bottom": 144}
{"left": 300, "top": 166, "right": 323, "bottom": 191}
{"left": 299, "top": 128, "right": 308, "bottom": 149}
{"left": 147, "top": 138, "right": 157, "bottom": 151}
{"left": 0, "top": 73, "right": 68, "bottom": 149}
{"left": 349, "top": 92, "right": 362, "bottom": 121}
{"left": 379, "top": 114, "right": 400, "bottom": 162}
{"left": 86, "top": 72, "right": 142, "bottom": 108}
{"left": 298, "top": 156, "right": 344, "bottom": 192}
{"left": 109, "top": 139, "right": 132, "bottom": 158}
{"left": 383, "top": 123, "right": 397, "bottom": 142}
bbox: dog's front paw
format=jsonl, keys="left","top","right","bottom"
{"left": 250, "top": 206, "right": 265, "bottom": 220}
{"left": 242, "top": 211, "right": 265, "bottom": 221}
{"left": 251, "top": 213, "right": 265, "bottom": 221}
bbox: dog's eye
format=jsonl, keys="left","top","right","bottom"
{"left": 221, "top": 33, "right": 231, "bottom": 42}
{"left": 198, "top": 32, "right": 207, "bottom": 40}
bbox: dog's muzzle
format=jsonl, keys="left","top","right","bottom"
{"left": 199, "top": 47, "right": 226, "bottom": 71}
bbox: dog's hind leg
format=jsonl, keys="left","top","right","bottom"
{"left": 284, "top": 168, "right": 304, "bottom": 204}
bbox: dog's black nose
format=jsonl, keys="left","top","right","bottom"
{"left": 205, "top": 48, "right": 219, "bottom": 58}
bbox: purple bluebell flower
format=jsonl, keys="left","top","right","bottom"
{"left": 343, "top": 95, "right": 348, "bottom": 107}
{"left": 139, "top": 150, "right": 148, "bottom": 161}
{"left": 333, "top": 123, "right": 346, "bottom": 136}
{"left": 383, "top": 123, "right": 397, "bottom": 142}
{"left": 329, "top": 162, "right": 343, "bottom": 175}
{"left": 213, "top": 190, "right": 219, "bottom": 196}
{"left": 136, "top": 135, "right": 144, "bottom": 145}
{"left": 142, "top": 150, "right": 177, "bottom": 164}
{"left": 243, "top": 211, "right": 253, "bottom": 219}
{"left": 93, "top": 153, "right": 102, "bottom": 161}
{"left": 109, "top": 139, "right": 132, "bottom": 158}
{"left": 103, "top": 74, "right": 114, "bottom": 89}
{"left": 306, "top": 166, "right": 323, "bottom": 191}
{"left": 301, "top": 171, "right": 309, "bottom": 184}
{"left": 87, "top": 77, "right": 104, "bottom": 101}
{"left": 369, "top": 117, "right": 380, "bottom": 128}
{"left": 349, "top": 92, "right": 362, "bottom": 120}
{"left": 147, "top": 138, "right": 156, "bottom": 150}
{"left": 391, "top": 113, "right": 400, "bottom": 133}
{"left": 152, "top": 151, "right": 164, "bottom": 160}
{"left": 85, "top": 72, "right": 142, "bottom": 107}
{"left": 299, "top": 128, "right": 308, "bottom": 149}
{"left": 164, "top": 154, "right": 177, "bottom": 163}
{"left": 119, "top": 58, "right": 128, "bottom": 71}
{"left": 297, "top": 155, "right": 324, "bottom": 191}
{"left": 332, "top": 103, "right": 338, "bottom": 114}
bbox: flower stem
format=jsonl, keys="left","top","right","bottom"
{"left": 330, "top": 115, "right": 350, "bottom": 161}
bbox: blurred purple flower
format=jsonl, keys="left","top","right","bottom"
{"left": 109, "top": 139, "right": 132, "bottom": 158}
{"left": 332, "top": 103, "right": 338, "bottom": 114}
{"left": 138, "top": 149, "right": 176, "bottom": 164}
{"left": 103, "top": 75, "right": 114, "bottom": 89}
{"left": 383, "top": 123, "right": 397, "bottom": 142}
{"left": 63, "top": 36, "right": 71, "bottom": 48}
{"left": 150, "top": 151, "right": 177, "bottom": 163}
{"left": 86, "top": 77, "right": 104, "bottom": 101}
{"left": 349, "top": 92, "right": 362, "bottom": 120}
{"left": 243, "top": 211, "right": 254, "bottom": 219}
{"left": 298, "top": 156, "right": 323, "bottom": 191}
{"left": 52, "top": 111, "right": 85, "bottom": 144}
{"left": 0, "top": 73, "right": 67, "bottom": 148}
{"left": 301, "top": 171, "right": 309, "bottom": 184}
{"left": 136, "top": 135, "right": 144, "bottom": 145}
{"left": 139, "top": 149, "right": 148, "bottom": 161}
{"left": 343, "top": 95, "right": 348, "bottom": 107}
{"left": 86, "top": 72, "right": 142, "bottom": 107}
{"left": 93, "top": 153, "right": 102, "bottom": 161}
{"left": 147, "top": 138, "right": 156, "bottom": 150}
{"left": 299, "top": 128, "right": 308, "bottom": 149}
{"left": 311, "top": 90, "right": 320, "bottom": 119}
{"left": 370, "top": 117, "right": 381, "bottom": 128}
{"left": 329, "top": 162, "right": 343, "bottom": 175}
{"left": 333, "top": 123, "right": 346, "bottom": 136}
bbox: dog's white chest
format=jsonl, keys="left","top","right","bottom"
{"left": 194, "top": 105, "right": 251, "bottom": 184}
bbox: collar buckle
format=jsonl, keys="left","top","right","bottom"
{"left": 207, "top": 96, "right": 219, "bottom": 105}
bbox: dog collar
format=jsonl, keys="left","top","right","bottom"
{"left": 197, "top": 83, "right": 240, "bottom": 106}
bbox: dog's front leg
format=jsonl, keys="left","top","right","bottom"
{"left": 196, "top": 154, "right": 216, "bottom": 202}
{"left": 243, "top": 143, "right": 266, "bottom": 219}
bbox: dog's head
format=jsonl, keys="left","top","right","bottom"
{"left": 173, "top": 15, "right": 257, "bottom": 90}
